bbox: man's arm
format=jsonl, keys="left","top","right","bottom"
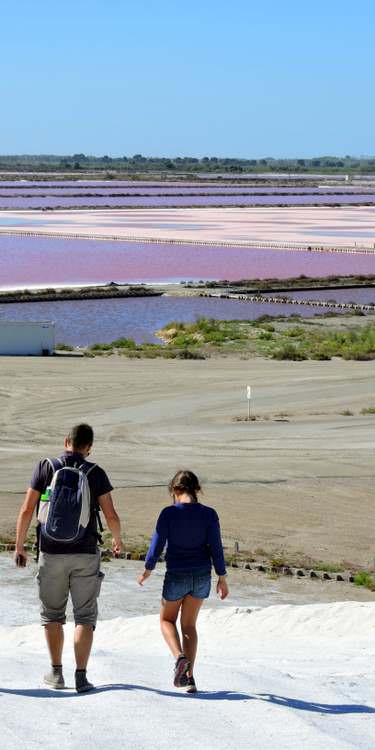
{"left": 98, "top": 492, "right": 122, "bottom": 556}
{"left": 15, "top": 488, "right": 40, "bottom": 565}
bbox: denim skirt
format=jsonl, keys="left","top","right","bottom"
{"left": 162, "top": 567, "right": 211, "bottom": 601}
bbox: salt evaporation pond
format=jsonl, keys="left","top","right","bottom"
{"left": 1, "top": 193, "right": 375, "bottom": 210}
{"left": 0, "top": 179, "right": 356, "bottom": 188}
{"left": 1, "top": 235, "right": 375, "bottom": 288}
{"left": 0, "top": 186, "right": 369, "bottom": 197}
{"left": 0, "top": 295, "right": 342, "bottom": 346}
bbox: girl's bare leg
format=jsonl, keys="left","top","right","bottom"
{"left": 180, "top": 595, "right": 204, "bottom": 677}
{"left": 160, "top": 598, "right": 184, "bottom": 659}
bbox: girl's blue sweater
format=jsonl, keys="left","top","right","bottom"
{"left": 145, "top": 502, "right": 227, "bottom": 576}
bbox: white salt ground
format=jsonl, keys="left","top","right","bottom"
{"left": 1, "top": 556, "right": 375, "bottom": 749}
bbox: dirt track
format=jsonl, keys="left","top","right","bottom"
{"left": 0, "top": 355, "right": 374, "bottom": 567}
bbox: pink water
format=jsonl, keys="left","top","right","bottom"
{"left": 1, "top": 235, "right": 375, "bottom": 288}
{"left": 0, "top": 180, "right": 352, "bottom": 188}
{"left": 0, "top": 186, "right": 367, "bottom": 196}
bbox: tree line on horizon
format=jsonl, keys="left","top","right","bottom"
{"left": 0, "top": 153, "right": 374, "bottom": 174}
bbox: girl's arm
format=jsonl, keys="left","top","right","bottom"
{"left": 207, "top": 512, "right": 227, "bottom": 576}
{"left": 207, "top": 512, "right": 229, "bottom": 599}
{"left": 138, "top": 510, "right": 168, "bottom": 585}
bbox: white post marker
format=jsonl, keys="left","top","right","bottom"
{"left": 246, "top": 385, "right": 251, "bottom": 420}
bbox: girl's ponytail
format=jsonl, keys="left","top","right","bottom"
{"left": 169, "top": 470, "right": 201, "bottom": 503}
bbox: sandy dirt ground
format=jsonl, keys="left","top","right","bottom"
{"left": 0, "top": 355, "right": 374, "bottom": 568}
{"left": 1, "top": 205, "right": 375, "bottom": 249}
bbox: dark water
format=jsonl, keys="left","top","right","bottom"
{"left": 0, "top": 295, "right": 341, "bottom": 346}
{"left": 1, "top": 235, "right": 375, "bottom": 289}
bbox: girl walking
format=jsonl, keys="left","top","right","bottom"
{"left": 138, "top": 470, "right": 228, "bottom": 693}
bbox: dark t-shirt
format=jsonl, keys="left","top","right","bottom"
{"left": 30, "top": 451, "right": 113, "bottom": 554}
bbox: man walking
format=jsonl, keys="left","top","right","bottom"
{"left": 15, "top": 423, "right": 122, "bottom": 693}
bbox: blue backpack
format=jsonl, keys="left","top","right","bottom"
{"left": 38, "top": 458, "right": 96, "bottom": 544}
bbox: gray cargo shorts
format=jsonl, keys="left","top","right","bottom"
{"left": 36, "top": 550, "right": 104, "bottom": 628}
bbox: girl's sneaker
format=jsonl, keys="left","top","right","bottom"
{"left": 173, "top": 655, "right": 190, "bottom": 687}
{"left": 185, "top": 676, "right": 197, "bottom": 693}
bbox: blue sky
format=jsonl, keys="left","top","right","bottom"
{"left": 1, "top": 0, "right": 374, "bottom": 158}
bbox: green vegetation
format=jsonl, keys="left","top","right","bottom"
{"left": 1, "top": 154, "right": 375, "bottom": 174}
{"left": 55, "top": 343, "right": 74, "bottom": 351}
{"left": 258, "top": 330, "right": 273, "bottom": 341}
{"left": 271, "top": 324, "right": 375, "bottom": 361}
{"left": 89, "top": 343, "right": 114, "bottom": 351}
{"left": 68, "top": 316, "right": 375, "bottom": 361}
{"left": 360, "top": 406, "right": 375, "bottom": 415}
{"left": 353, "top": 571, "right": 375, "bottom": 591}
{"left": 269, "top": 557, "right": 287, "bottom": 571}
{"left": 272, "top": 342, "right": 307, "bottom": 360}
{"left": 201, "top": 274, "right": 375, "bottom": 292}
{"left": 161, "top": 317, "right": 247, "bottom": 347}
{"left": 0, "top": 285, "right": 160, "bottom": 305}
{"left": 83, "top": 331, "right": 207, "bottom": 359}
{"left": 80, "top": 317, "right": 247, "bottom": 358}
{"left": 110, "top": 337, "right": 137, "bottom": 349}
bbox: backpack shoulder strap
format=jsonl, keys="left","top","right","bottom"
{"left": 78, "top": 462, "right": 97, "bottom": 477}
{"left": 46, "top": 457, "right": 64, "bottom": 474}
{"left": 78, "top": 462, "right": 103, "bottom": 538}
{"left": 35, "top": 457, "right": 64, "bottom": 563}
{"left": 38, "top": 457, "right": 63, "bottom": 492}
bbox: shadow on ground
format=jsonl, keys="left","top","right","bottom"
{"left": 1, "top": 684, "right": 374, "bottom": 713}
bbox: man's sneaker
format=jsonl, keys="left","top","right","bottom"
{"left": 44, "top": 666, "right": 65, "bottom": 690}
{"left": 75, "top": 669, "right": 95, "bottom": 694}
{"left": 173, "top": 655, "right": 190, "bottom": 687}
{"left": 185, "top": 676, "right": 197, "bottom": 694}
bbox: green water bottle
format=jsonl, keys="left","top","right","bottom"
{"left": 40, "top": 487, "right": 52, "bottom": 502}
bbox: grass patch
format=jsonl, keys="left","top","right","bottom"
{"left": 272, "top": 342, "right": 307, "bottom": 361}
{"left": 89, "top": 343, "right": 114, "bottom": 351}
{"left": 160, "top": 317, "right": 247, "bottom": 348}
{"left": 353, "top": 571, "right": 375, "bottom": 591}
{"left": 252, "top": 321, "right": 275, "bottom": 332}
{"left": 269, "top": 557, "right": 286, "bottom": 570}
{"left": 110, "top": 337, "right": 137, "bottom": 349}
{"left": 55, "top": 343, "right": 74, "bottom": 351}
{"left": 271, "top": 323, "right": 375, "bottom": 361}
{"left": 360, "top": 406, "right": 375, "bottom": 415}
{"left": 258, "top": 330, "right": 273, "bottom": 340}
{"left": 284, "top": 326, "right": 306, "bottom": 338}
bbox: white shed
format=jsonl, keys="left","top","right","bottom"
{"left": 0, "top": 321, "right": 55, "bottom": 355}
